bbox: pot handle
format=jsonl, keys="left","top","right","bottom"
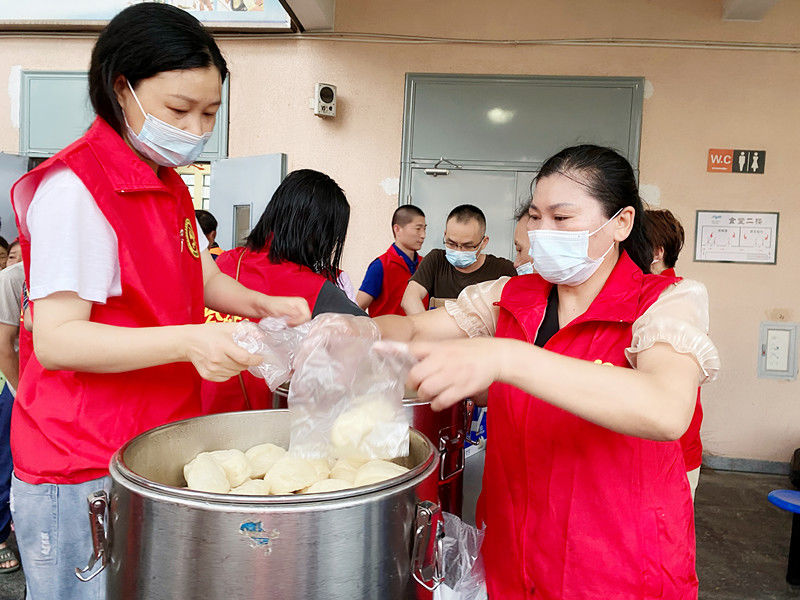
{"left": 75, "top": 490, "right": 109, "bottom": 582}
{"left": 411, "top": 500, "right": 445, "bottom": 591}
{"left": 438, "top": 425, "right": 466, "bottom": 482}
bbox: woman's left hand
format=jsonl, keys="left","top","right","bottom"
{"left": 407, "top": 338, "right": 506, "bottom": 411}
{"left": 254, "top": 294, "right": 311, "bottom": 326}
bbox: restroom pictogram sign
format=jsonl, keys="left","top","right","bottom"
{"left": 707, "top": 149, "right": 765, "bottom": 174}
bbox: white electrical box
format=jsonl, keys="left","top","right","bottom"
{"left": 758, "top": 321, "right": 798, "bottom": 380}
{"left": 312, "top": 83, "right": 336, "bottom": 117}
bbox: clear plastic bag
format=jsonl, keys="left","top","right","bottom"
{"left": 233, "top": 318, "right": 311, "bottom": 391}
{"left": 287, "top": 314, "right": 415, "bottom": 461}
{"left": 433, "top": 512, "right": 487, "bottom": 600}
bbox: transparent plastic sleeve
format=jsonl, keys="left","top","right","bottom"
{"left": 287, "top": 314, "right": 415, "bottom": 461}
{"left": 433, "top": 512, "right": 487, "bottom": 600}
{"left": 233, "top": 318, "right": 311, "bottom": 391}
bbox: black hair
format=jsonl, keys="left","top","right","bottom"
{"left": 646, "top": 209, "right": 684, "bottom": 269}
{"left": 246, "top": 169, "right": 349, "bottom": 283}
{"left": 0, "top": 237, "right": 8, "bottom": 252}
{"left": 392, "top": 205, "right": 425, "bottom": 229}
{"left": 447, "top": 204, "right": 486, "bottom": 234}
{"left": 89, "top": 2, "right": 228, "bottom": 135}
{"left": 514, "top": 199, "right": 531, "bottom": 222}
{"left": 195, "top": 209, "right": 218, "bottom": 236}
{"left": 535, "top": 145, "right": 653, "bottom": 274}
{"left": 8, "top": 240, "right": 19, "bottom": 251}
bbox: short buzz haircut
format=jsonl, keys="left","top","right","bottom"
{"left": 195, "top": 209, "right": 218, "bottom": 236}
{"left": 645, "top": 209, "right": 685, "bottom": 269}
{"left": 447, "top": 204, "right": 486, "bottom": 234}
{"left": 392, "top": 205, "right": 425, "bottom": 229}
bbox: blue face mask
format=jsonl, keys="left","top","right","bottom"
{"left": 123, "top": 80, "right": 212, "bottom": 167}
{"left": 445, "top": 248, "right": 479, "bottom": 269}
{"left": 515, "top": 261, "right": 534, "bottom": 276}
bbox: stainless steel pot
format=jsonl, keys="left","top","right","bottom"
{"left": 272, "top": 385, "right": 472, "bottom": 517}
{"left": 76, "top": 410, "right": 443, "bottom": 599}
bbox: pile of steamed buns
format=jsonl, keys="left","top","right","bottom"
{"left": 183, "top": 442, "right": 409, "bottom": 496}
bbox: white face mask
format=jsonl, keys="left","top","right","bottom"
{"left": 515, "top": 261, "right": 534, "bottom": 276}
{"left": 527, "top": 208, "right": 623, "bottom": 286}
{"left": 123, "top": 80, "right": 212, "bottom": 167}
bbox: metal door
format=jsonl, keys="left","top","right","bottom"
{"left": 409, "top": 168, "right": 524, "bottom": 260}
{"left": 0, "top": 153, "right": 27, "bottom": 241}
{"left": 208, "top": 153, "right": 287, "bottom": 250}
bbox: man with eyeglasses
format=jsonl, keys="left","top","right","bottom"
{"left": 401, "top": 204, "right": 516, "bottom": 315}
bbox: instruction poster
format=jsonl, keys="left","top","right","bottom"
{"left": 694, "top": 210, "right": 778, "bottom": 264}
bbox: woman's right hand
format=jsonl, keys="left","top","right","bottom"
{"left": 182, "top": 322, "right": 263, "bottom": 382}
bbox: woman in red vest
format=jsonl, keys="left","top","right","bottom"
{"left": 9, "top": 5, "right": 309, "bottom": 599}
{"left": 377, "top": 145, "right": 719, "bottom": 599}
{"left": 647, "top": 208, "right": 704, "bottom": 500}
{"left": 202, "top": 169, "right": 365, "bottom": 413}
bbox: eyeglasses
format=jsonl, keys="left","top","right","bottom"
{"left": 443, "top": 237, "right": 484, "bottom": 252}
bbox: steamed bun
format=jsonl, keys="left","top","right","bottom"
{"left": 245, "top": 443, "right": 287, "bottom": 478}
{"left": 205, "top": 449, "right": 252, "bottom": 488}
{"left": 229, "top": 478, "right": 272, "bottom": 496}
{"left": 184, "top": 454, "right": 230, "bottom": 494}
{"left": 353, "top": 459, "right": 409, "bottom": 487}
{"left": 329, "top": 457, "right": 367, "bottom": 484}
{"left": 267, "top": 455, "right": 322, "bottom": 495}
{"left": 330, "top": 395, "right": 397, "bottom": 458}
{"left": 302, "top": 479, "right": 353, "bottom": 494}
{"left": 309, "top": 458, "right": 331, "bottom": 480}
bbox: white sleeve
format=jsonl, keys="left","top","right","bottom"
{"left": 195, "top": 217, "right": 209, "bottom": 252}
{"left": 625, "top": 279, "right": 720, "bottom": 383}
{"left": 444, "top": 276, "right": 510, "bottom": 338}
{"left": 26, "top": 165, "right": 122, "bottom": 304}
{"left": 336, "top": 271, "right": 357, "bottom": 302}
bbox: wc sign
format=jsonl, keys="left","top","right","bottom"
{"left": 707, "top": 148, "right": 765, "bottom": 174}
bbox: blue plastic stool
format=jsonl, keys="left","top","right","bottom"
{"left": 768, "top": 489, "right": 800, "bottom": 585}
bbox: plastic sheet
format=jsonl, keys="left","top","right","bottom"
{"left": 287, "top": 314, "right": 415, "bottom": 461}
{"left": 233, "top": 318, "right": 311, "bottom": 391}
{"left": 433, "top": 512, "right": 487, "bottom": 600}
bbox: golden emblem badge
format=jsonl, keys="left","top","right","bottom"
{"left": 184, "top": 218, "right": 200, "bottom": 259}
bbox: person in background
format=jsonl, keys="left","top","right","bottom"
{"left": 357, "top": 205, "right": 426, "bottom": 316}
{"left": 401, "top": 204, "right": 516, "bottom": 314}
{"left": 5, "top": 241, "right": 21, "bottom": 268}
{"left": 0, "top": 256, "right": 24, "bottom": 574}
{"left": 195, "top": 209, "right": 222, "bottom": 259}
{"left": 0, "top": 260, "right": 23, "bottom": 392}
{"left": 513, "top": 201, "right": 534, "bottom": 275}
{"left": 646, "top": 207, "right": 703, "bottom": 499}
{"left": 9, "top": 6, "right": 309, "bottom": 599}
{"left": 375, "top": 145, "right": 719, "bottom": 599}
{"left": 203, "top": 169, "right": 365, "bottom": 414}
{"left": 0, "top": 238, "right": 8, "bottom": 270}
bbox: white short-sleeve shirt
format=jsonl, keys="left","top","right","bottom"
{"left": 26, "top": 164, "right": 208, "bottom": 304}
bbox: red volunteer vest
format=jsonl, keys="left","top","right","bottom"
{"left": 200, "top": 247, "right": 321, "bottom": 414}
{"left": 480, "top": 253, "right": 697, "bottom": 600}
{"left": 18, "top": 300, "right": 32, "bottom": 380}
{"left": 11, "top": 117, "right": 205, "bottom": 485}
{"left": 662, "top": 268, "right": 703, "bottom": 471}
{"left": 367, "top": 245, "right": 422, "bottom": 317}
